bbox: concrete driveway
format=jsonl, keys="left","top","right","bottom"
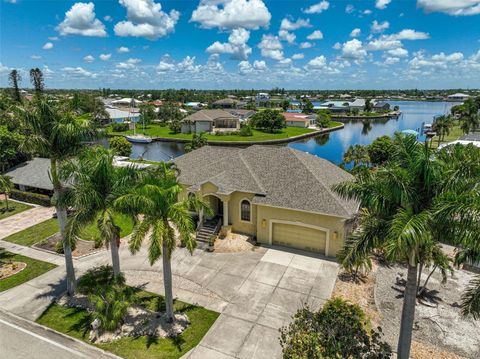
{"left": 123, "top": 246, "right": 339, "bottom": 359}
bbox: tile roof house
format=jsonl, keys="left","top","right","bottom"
{"left": 3, "top": 158, "right": 53, "bottom": 192}
{"left": 282, "top": 112, "right": 316, "bottom": 128}
{"left": 181, "top": 109, "right": 240, "bottom": 134}
{"left": 174, "top": 145, "right": 358, "bottom": 256}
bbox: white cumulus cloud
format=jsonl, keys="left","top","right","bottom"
{"left": 191, "top": 0, "right": 271, "bottom": 30}
{"left": 117, "top": 46, "right": 130, "bottom": 53}
{"left": 100, "top": 53, "right": 112, "bottom": 61}
{"left": 206, "top": 28, "right": 252, "bottom": 60}
{"left": 303, "top": 1, "right": 330, "bottom": 14}
{"left": 62, "top": 66, "right": 96, "bottom": 78}
{"left": 292, "top": 53, "right": 304, "bottom": 60}
{"left": 307, "top": 30, "right": 323, "bottom": 40}
{"left": 56, "top": 2, "right": 107, "bottom": 37}
{"left": 341, "top": 39, "right": 367, "bottom": 59}
{"left": 375, "top": 0, "right": 391, "bottom": 10}
{"left": 278, "top": 30, "right": 296, "bottom": 44}
{"left": 350, "top": 28, "right": 361, "bottom": 38}
{"left": 42, "top": 42, "right": 54, "bottom": 50}
{"left": 116, "top": 58, "right": 142, "bottom": 69}
{"left": 114, "top": 0, "right": 180, "bottom": 40}
{"left": 299, "top": 42, "right": 314, "bottom": 49}
{"left": 83, "top": 54, "right": 95, "bottom": 62}
{"left": 371, "top": 20, "right": 390, "bottom": 33}
{"left": 387, "top": 48, "right": 409, "bottom": 57}
{"left": 280, "top": 17, "right": 311, "bottom": 31}
{"left": 258, "top": 34, "right": 283, "bottom": 60}
{"left": 417, "top": 0, "right": 480, "bottom": 16}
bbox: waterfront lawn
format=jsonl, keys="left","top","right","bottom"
{"left": 37, "top": 292, "right": 220, "bottom": 359}
{"left": 0, "top": 249, "right": 57, "bottom": 292}
{"left": 108, "top": 123, "right": 322, "bottom": 141}
{"left": 0, "top": 200, "right": 33, "bottom": 220}
{"left": 430, "top": 122, "right": 464, "bottom": 149}
{"left": 2, "top": 214, "right": 134, "bottom": 247}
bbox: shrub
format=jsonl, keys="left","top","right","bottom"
{"left": 111, "top": 122, "right": 129, "bottom": 132}
{"left": 109, "top": 136, "right": 132, "bottom": 157}
{"left": 89, "top": 285, "right": 133, "bottom": 332}
{"left": 280, "top": 298, "right": 391, "bottom": 359}
{"left": 77, "top": 265, "right": 126, "bottom": 295}
{"left": 239, "top": 125, "right": 253, "bottom": 136}
{"left": 367, "top": 135, "right": 395, "bottom": 166}
{"left": 10, "top": 189, "right": 51, "bottom": 206}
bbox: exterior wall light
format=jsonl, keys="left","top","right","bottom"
{"left": 261, "top": 219, "right": 267, "bottom": 228}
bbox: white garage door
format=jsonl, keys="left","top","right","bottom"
{"left": 272, "top": 223, "right": 326, "bottom": 254}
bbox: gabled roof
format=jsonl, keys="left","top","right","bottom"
{"left": 184, "top": 109, "right": 238, "bottom": 122}
{"left": 174, "top": 145, "right": 358, "bottom": 218}
{"left": 3, "top": 157, "right": 53, "bottom": 190}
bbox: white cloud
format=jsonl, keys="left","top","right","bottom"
{"left": 341, "top": 39, "right": 367, "bottom": 59}
{"left": 116, "top": 58, "right": 142, "bottom": 69}
{"left": 333, "top": 42, "right": 342, "bottom": 50}
{"left": 387, "top": 47, "right": 409, "bottom": 57}
{"left": 306, "top": 55, "right": 327, "bottom": 69}
{"left": 42, "top": 42, "right": 54, "bottom": 50}
{"left": 364, "top": 9, "right": 372, "bottom": 15}
{"left": 191, "top": 0, "right": 271, "bottom": 30}
{"left": 431, "top": 52, "right": 464, "bottom": 62}
{"left": 114, "top": 0, "right": 180, "bottom": 40}
{"left": 56, "top": 2, "right": 107, "bottom": 37}
{"left": 177, "top": 56, "right": 201, "bottom": 73}
{"left": 104, "top": 15, "right": 112, "bottom": 22}
{"left": 117, "top": 46, "right": 130, "bottom": 53}
{"left": 350, "top": 28, "right": 361, "bottom": 38}
{"left": 417, "top": 0, "right": 480, "bottom": 16}
{"left": 31, "top": 55, "right": 42, "bottom": 60}
{"left": 299, "top": 41, "right": 313, "bottom": 49}
{"left": 83, "top": 54, "right": 95, "bottom": 62}
{"left": 307, "top": 30, "right": 323, "bottom": 40}
{"left": 258, "top": 34, "right": 283, "bottom": 60}
{"left": 280, "top": 17, "right": 311, "bottom": 31}
{"left": 345, "top": 4, "right": 355, "bottom": 13}
{"left": 371, "top": 20, "right": 390, "bottom": 33}
{"left": 387, "top": 29, "right": 430, "bottom": 40}
{"left": 278, "top": 30, "right": 296, "bottom": 44}
{"left": 409, "top": 51, "right": 465, "bottom": 69}
{"left": 383, "top": 56, "right": 400, "bottom": 65}
{"left": 365, "top": 39, "right": 402, "bottom": 51}
{"left": 253, "top": 60, "right": 267, "bottom": 70}
{"left": 100, "top": 53, "right": 112, "bottom": 61}
{"left": 62, "top": 66, "right": 96, "bottom": 78}
{"left": 156, "top": 60, "right": 175, "bottom": 72}
{"left": 375, "top": 0, "right": 391, "bottom": 10}
{"left": 238, "top": 59, "right": 268, "bottom": 74}
{"left": 292, "top": 53, "right": 304, "bottom": 60}
{"left": 303, "top": 1, "right": 330, "bottom": 14}
{"left": 206, "top": 28, "right": 252, "bottom": 60}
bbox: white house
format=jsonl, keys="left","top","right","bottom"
{"left": 447, "top": 93, "right": 470, "bottom": 102}
{"left": 106, "top": 107, "right": 140, "bottom": 123}
{"left": 282, "top": 112, "right": 315, "bottom": 128}
{"left": 110, "top": 98, "right": 143, "bottom": 107}
{"left": 255, "top": 92, "right": 270, "bottom": 106}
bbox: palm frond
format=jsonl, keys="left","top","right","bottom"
{"left": 461, "top": 276, "right": 480, "bottom": 320}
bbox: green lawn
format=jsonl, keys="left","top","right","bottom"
{"left": 0, "top": 249, "right": 57, "bottom": 292}
{"left": 127, "top": 159, "right": 162, "bottom": 165}
{"left": 37, "top": 291, "right": 219, "bottom": 359}
{"left": 0, "top": 200, "right": 33, "bottom": 220}
{"left": 2, "top": 214, "right": 134, "bottom": 247}
{"left": 108, "top": 123, "right": 322, "bottom": 142}
{"left": 430, "top": 122, "right": 465, "bottom": 149}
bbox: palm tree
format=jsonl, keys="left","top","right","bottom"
{"left": 18, "top": 98, "right": 97, "bottom": 295}
{"left": 115, "top": 163, "right": 211, "bottom": 322}
{"left": 0, "top": 175, "right": 14, "bottom": 211}
{"left": 8, "top": 69, "right": 22, "bottom": 103}
{"left": 333, "top": 134, "right": 479, "bottom": 359}
{"left": 343, "top": 144, "right": 370, "bottom": 168}
{"left": 432, "top": 115, "right": 453, "bottom": 146}
{"left": 63, "top": 147, "right": 137, "bottom": 278}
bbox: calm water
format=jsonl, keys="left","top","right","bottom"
{"left": 129, "top": 101, "right": 455, "bottom": 164}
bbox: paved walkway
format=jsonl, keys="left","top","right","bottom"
{"left": 0, "top": 205, "right": 55, "bottom": 240}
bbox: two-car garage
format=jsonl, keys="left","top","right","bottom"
{"left": 271, "top": 221, "right": 328, "bottom": 255}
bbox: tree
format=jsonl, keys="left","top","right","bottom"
{"left": 302, "top": 99, "right": 314, "bottom": 113}
{"left": 367, "top": 135, "right": 395, "bottom": 166}
{"left": 139, "top": 104, "right": 156, "bottom": 126}
{"left": 461, "top": 277, "right": 480, "bottom": 320}
{"left": 29, "top": 68, "right": 44, "bottom": 95}
{"left": 115, "top": 164, "right": 211, "bottom": 322}
{"left": 63, "top": 147, "right": 137, "bottom": 278}
{"left": 109, "top": 136, "right": 132, "bottom": 157}
{"left": 454, "top": 98, "right": 480, "bottom": 134}
{"left": 280, "top": 99, "right": 290, "bottom": 111}
{"left": 343, "top": 144, "right": 369, "bottom": 168}
{"left": 250, "top": 109, "right": 285, "bottom": 133}
{"left": 0, "top": 125, "right": 25, "bottom": 172}
{"left": 157, "top": 102, "right": 183, "bottom": 125}
{"left": 364, "top": 98, "right": 373, "bottom": 112}
{"left": 69, "top": 93, "right": 108, "bottom": 126}
{"left": 18, "top": 98, "right": 97, "bottom": 295}
{"left": 184, "top": 132, "right": 208, "bottom": 153}
{"left": 432, "top": 115, "right": 453, "bottom": 146}
{"left": 279, "top": 298, "right": 391, "bottom": 358}
{"left": 316, "top": 110, "right": 331, "bottom": 128}
{"left": 333, "top": 135, "right": 480, "bottom": 359}
{"left": 0, "top": 175, "right": 14, "bottom": 211}
{"left": 8, "top": 69, "right": 22, "bottom": 103}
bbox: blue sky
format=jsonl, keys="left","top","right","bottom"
{"left": 1, "top": 0, "right": 480, "bottom": 89}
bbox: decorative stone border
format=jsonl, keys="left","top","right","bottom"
{"left": 0, "top": 261, "right": 27, "bottom": 280}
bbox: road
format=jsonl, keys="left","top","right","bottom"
{"left": 0, "top": 309, "right": 118, "bottom": 359}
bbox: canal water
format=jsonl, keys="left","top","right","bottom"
{"left": 128, "top": 101, "right": 456, "bottom": 165}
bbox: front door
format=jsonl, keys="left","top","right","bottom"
{"left": 217, "top": 197, "right": 223, "bottom": 217}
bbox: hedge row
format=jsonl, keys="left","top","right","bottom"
{"left": 10, "top": 189, "right": 51, "bottom": 207}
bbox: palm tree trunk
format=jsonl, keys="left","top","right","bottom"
{"left": 418, "top": 265, "right": 437, "bottom": 297}
{"left": 416, "top": 262, "right": 423, "bottom": 295}
{"left": 110, "top": 235, "right": 121, "bottom": 278}
{"left": 397, "top": 262, "right": 418, "bottom": 359}
{"left": 162, "top": 242, "right": 175, "bottom": 323}
{"left": 51, "top": 159, "right": 76, "bottom": 295}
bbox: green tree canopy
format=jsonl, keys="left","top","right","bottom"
{"left": 367, "top": 135, "right": 395, "bottom": 166}
{"left": 250, "top": 109, "right": 285, "bottom": 133}
{"left": 109, "top": 136, "right": 132, "bottom": 157}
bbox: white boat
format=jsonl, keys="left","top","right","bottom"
{"left": 126, "top": 134, "right": 152, "bottom": 143}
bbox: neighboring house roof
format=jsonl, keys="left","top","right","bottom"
{"left": 282, "top": 112, "right": 312, "bottom": 122}
{"left": 226, "top": 109, "right": 256, "bottom": 118}
{"left": 459, "top": 133, "right": 480, "bottom": 142}
{"left": 111, "top": 98, "right": 143, "bottom": 105}
{"left": 349, "top": 98, "right": 366, "bottom": 107}
{"left": 448, "top": 93, "right": 470, "bottom": 98}
{"left": 106, "top": 107, "right": 138, "bottom": 120}
{"left": 184, "top": 109, "right": 238, "bottom": 123}
{"left": 174, "top": 145, "right": 358, "bottom": 218}
{"left": 4, "top": 157, "right": 53, "bottom": 191}
{"left": 213, "top": 98, "right": 241, "bottom": 106}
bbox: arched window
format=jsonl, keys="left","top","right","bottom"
{"left": 240, "top": 199, "right": 251, "bottom": 222}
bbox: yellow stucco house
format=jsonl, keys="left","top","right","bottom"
{"left": 174, "top": 145, "right": 358, "bottom": 257}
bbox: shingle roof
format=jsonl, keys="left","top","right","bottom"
{"left": 174, "top": 145, "right": 358, "bottom": 218}
{"left": 184, "top": 109, "right": 237, "bottom": 122}
{"left": 3, "top": 157, "right": 53, "bottom": 190}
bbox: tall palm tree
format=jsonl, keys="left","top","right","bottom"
{"left": 343, "top": 144, "right": 370, "bottom": 168}
{"left": 63, "top": 146, "right": 137, "bottom": 278}
{"left": 18, "top": 98, "right": 97, "bottom": 295}
{"left": 333, "top": 134, "right": 479, "bottom": 359}
{"left": 115, "top": 163, "right": 211, "bottom": 322}
{"left": 432, "top": 115, "right": 453, "bottom": 146}
{"left": 0, "top": 175, "right": 14, "bottom": 211}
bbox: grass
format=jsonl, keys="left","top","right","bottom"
{"left": 0, "top": 200, "right": 33, "bottom": 220}
{"left": 430, "top": 121, "right": 464, "bottom": 149}
{"left": 37, "top": 291, "right": 219, "bottom": 359}
{"left": 2, "top": 213, "right": 134, "bottom": 247}
{"left": 108, "top": 123, "right": 319, "bottom": 142}
{"left": 127, "top": 159, "right": 162, "bottom": 165}
{"left": 0, "top": 249, "right": 57, "bottom": 292}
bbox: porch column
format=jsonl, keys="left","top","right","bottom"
{"left": 198, "top": 208, "right": 204, "bottom": 228}
{"left": 223, "top": 200, "right": 229, "bottom": 226}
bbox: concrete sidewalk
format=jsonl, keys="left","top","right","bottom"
{"left": 0, "top": 205, "right": 55, "bottom": 240}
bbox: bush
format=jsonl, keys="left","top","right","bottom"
{"left": 111, "top": 122, "right": 129, "bottom": 132}
{"left": 239, "top": 125, "right": 253, "bottom": 136}
{"left": 10, "top": 189, "right": 51, "bottom": 206}
{"left": 89, "top": 285, "right": 133, "bottom": 331}
{"left": 280, "top": 298, "right": 391, "bottom": 359}
{"left": 109, "top": 136, "right": 132, "bottom": 157}
{"left": 367, "top": 136, "right": 395, "bottom": 166}
{"left": 77, "top": 265, "right": 126, "bottom": 295}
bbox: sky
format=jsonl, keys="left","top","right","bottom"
{"left": 1, "top": 0, "right": 480, "bottom": 90}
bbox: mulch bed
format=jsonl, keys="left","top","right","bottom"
{"left": 0, "top": 261, "right": 27, "bottom": 279}
{"left": 33, "top": 233, "right": 104, "bottom": 258}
